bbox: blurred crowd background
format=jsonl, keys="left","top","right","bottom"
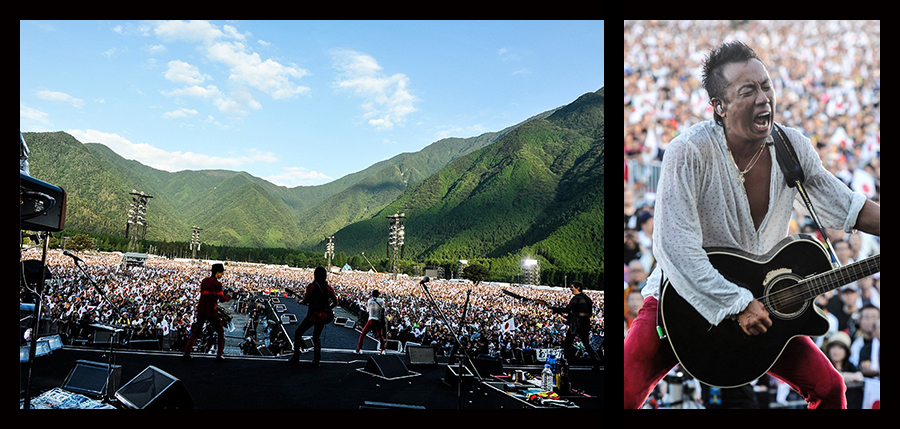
{"left": 624, "top": 20, "right": 880, "bottom": 408}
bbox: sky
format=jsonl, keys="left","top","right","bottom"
{"left": 20, "top": 20, "right": 604, "bottom": 187}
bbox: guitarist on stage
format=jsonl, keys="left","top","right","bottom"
{"left": 552, "top": 282, "right": 601, "bottom": 371}
{"left": 183, "top": 263, "right": 231, "bottom": 361}
{"left": 287, "top": 266, "right": 337, "bottom": 367}
{"left": 624, "top": 41, "right": 880, "bottom": 409}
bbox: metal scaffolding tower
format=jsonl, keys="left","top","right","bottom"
{"left": 386, "top": 213, "right": 405, "bottom": 280}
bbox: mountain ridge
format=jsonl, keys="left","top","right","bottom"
{"left": 22, "top": 88, "right": 603, "bottom": 285}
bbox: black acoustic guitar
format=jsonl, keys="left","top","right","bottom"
{"left": 660, "top": 234, "right": 880, "bottom": 387}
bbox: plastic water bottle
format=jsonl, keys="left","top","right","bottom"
{"left": 547, "top": 354, "right": 557, "bottom": 373}
{"left": 541, "top": 364, "right": 554, "bottom": 392}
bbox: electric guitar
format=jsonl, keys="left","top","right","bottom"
{"left": 502, "top": 289, "right": 573, "bottom": 324}
{"left": 502, "top": 289, "right": 551, "bottom": 308}
{"left": 659, "top": 234, "right": 880, "bottom": 388}
{"left": 285, "top": 284, "right": 335, "bottom": 322}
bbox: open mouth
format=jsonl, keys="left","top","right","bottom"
{"left": 754, "top": 112, "right": 771, "bottom": 130}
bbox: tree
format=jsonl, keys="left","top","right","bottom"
{"left": 462, "top": 262, "right": 490, "bottom": 286}
{"left": 68, "top": 233, "right": 94, "bottom": 252}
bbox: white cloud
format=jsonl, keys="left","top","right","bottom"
{"left": 331, "top": 49, "right": 418, "bottom": 130}
{"left": 164, "top": 60, "right": 209, "bottom": 85}
{"left": 164, "top": 85, "right": 221, "bottom": 99}
{"left": 153, "top": 20, "right": 227, "bottom": 44}
{"left": 66, "top": 128, "right": 278, "bottom": 173}
{"left": 207, "top": 40, "right": 310, "bottom": 99}
{"left": 163, "top": 107, "right": 198, "bottom": 119}
{"left": 20, "top": 103, "right": 52, "bottom": 130}
{"left": 36, "top": 90, "right": 84, "bottom": 109}
{"left": 264, "top": 166, "right": 333, "bottom": 187}
{"left": 153, "top": 20, "right": 310, "bottom": 118}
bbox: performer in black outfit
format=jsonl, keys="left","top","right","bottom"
{"left": 552, "top": 282, "right": 601, "bottom": 370}
{"left": 287, "top": 266, "right": 337, "bottom": 367}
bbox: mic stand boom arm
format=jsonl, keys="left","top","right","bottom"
{"left": 418, "top": 280, "right": 483, "bottom": 409}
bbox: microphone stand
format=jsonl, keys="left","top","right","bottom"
{"left": 22, "top": 231, "right": 50, "bottom": 410}
{"left": 68, "top": 253, "right": 125, "bottom": 403}
{"left": 418, "top": 279, "right": 483, "bottom": 409}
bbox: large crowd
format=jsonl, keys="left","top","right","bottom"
{"left": 20, "top": 248, "right": 603, "bottom": 363}
{"left": 624, "top": 20, "right": 880, "bottom": 408}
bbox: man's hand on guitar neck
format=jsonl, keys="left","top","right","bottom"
{"left": 737, "top": 299, "right": 772, "bottom": 336}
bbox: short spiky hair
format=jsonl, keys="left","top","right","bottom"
{"left": 702, "top": 41, "right": 761, "bottom": 124}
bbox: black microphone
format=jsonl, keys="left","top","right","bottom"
{"left": 419, "top": 276, "right": 430, "bottom": 285}
{"left": 63, "top": 250, "right": 84, "bottom": 264}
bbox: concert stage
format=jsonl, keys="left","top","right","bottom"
{"left": 21, "top": 297, "right": 602, "bottom": 409}
{"left": 21, "top": 346, "right": 603, "bottom": 409}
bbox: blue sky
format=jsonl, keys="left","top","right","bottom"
{"left": 21, "top": 20, "right": 603, "bottom": 187}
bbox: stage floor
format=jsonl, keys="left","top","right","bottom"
{"left": 22, "top": 295, "right": 602, "bottom": 409}
{"left": 21, "top": 347, "right": 603, "bottom": 409}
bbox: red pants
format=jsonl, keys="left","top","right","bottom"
{"left": 356, "top": 319, "right": 385, "bottom": 352}
{"left": 624, "top": 297, "right": 846, "bottom": 409}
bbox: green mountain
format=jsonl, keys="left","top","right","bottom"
{"left": 21, "top": 110, "right": 528, "bottom": 249}
{"left": 332, "top": 88, "right": 604, "bottom": 282}
{"left": 22, "top": 87, "right": 603, "bottom": 284}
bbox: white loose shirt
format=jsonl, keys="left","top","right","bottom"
{"left": 367, "top": 297, "right": 385, "bottom": 320}
{"left": 643, "top": 120, "right": 866, "bottom": 326}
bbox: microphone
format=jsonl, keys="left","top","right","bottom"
{"left": 63, "top": 250, "right": 84, "bottom": 264}
{"left": 419, "top": 276, "right": 430, "bottom": 285}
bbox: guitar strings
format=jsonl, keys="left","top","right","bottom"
{"left": 766, "top": 256, "right": 879, "bottom": 308}
{"left": 762, "top": 255, "right": 880, "bottom": 311}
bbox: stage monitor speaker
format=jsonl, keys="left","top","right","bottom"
{"left": 363, "top": 355, "right": 409, "bottom": 378}
{"left": 443, "top": 364, "right": 474, "bottom": 389}
{"left": 472, "top": 354, "right": 503, "bottom": 376}
{"left": 382, "top": 339, "right": 402, "bottom": 352}
{"left": 298, "top": 336, "right": 314, "bottom": 350}
{"left": 115, "top": 365, "right": 193, "bottom": 409}
{"left": 62, "top": 360, "right": 122, "bottom": 398}
{"left": 406, "top": 345, "right": 437, "bottom": 366}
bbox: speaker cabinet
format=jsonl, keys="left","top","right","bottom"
{"left": 443, "top": 364, "right": 474, "bottom": 389}
{"left": 406, "top": 345, "right": 437, "bottom": 366}
{"left": 115, "top": 366, "right": 193, "bottom": 409}
{"left": 62, "top": 359, "right": 122, "bottom": 398}
{"left": 363, "top": 355, "right": 410, "bottom": 379}
{"left": 472, "top": 354, "right": 503, "bottom": 376}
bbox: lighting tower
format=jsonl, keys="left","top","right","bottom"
{"left": 191, "top": 226, "right": 203, "bottom": 260}
{"left": 522, "top": 258, "right": 540, "bottom": 285}
{"left": 325, "top": 235, "right": 335, "bottom": 268}
{"left": 387, "top": 213, "right": 405, "bottom": 280}
{"left": 126, "top": 190, "right": 153, "bottom": 252}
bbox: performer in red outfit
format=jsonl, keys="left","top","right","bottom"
{"left": 355, "top": 289, "right": 387, "bottom": 355}
{"left": 288, "top": 266, "right": 337, "bottom": 367}
{"left": 183, "top": 263, "right": 231, "bottom": 361}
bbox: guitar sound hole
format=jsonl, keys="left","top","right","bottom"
{"left": 766, "top": 278, "right": 806, "bottom": 317}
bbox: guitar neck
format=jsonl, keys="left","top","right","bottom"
{"left": 798, "top": 254, "right": 880, "bottom": 301}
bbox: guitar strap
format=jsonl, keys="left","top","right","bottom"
{"left": 770, "top": 124, "right": 840, "bottom": 268}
